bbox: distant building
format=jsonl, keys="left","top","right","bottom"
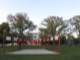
{"left": 29, "top": 28, "right": 40, "bottom": 40}
{"left": 31, "top": 32, "right": 39, "bottom": 40}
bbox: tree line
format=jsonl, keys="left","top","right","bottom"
{"left": 0, "top": 12, "right": 80, "bottom": 47}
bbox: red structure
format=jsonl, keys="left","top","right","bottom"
{"left": 58, "top": 32, "right": 60, "bottom": 49}
{"left": 16, "top": 32, "right": 60, "bottom": 51}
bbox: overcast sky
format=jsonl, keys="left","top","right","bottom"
{"left": 0, "top": 0, "right": 80, "bottom": 27}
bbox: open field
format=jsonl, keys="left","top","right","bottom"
{"left": 0, "top": 45, "right": 80, "bottom": 60}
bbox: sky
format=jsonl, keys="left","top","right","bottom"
{"left": 0, "top": 0, "right": 80, "bottom": 27}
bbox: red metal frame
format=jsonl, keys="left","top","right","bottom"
{"left": 16, "top": 32, "right": 60, "bottom": 51}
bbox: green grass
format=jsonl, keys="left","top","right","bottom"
{"left": 0, "top": 45, "right": 80, "bottom": 60}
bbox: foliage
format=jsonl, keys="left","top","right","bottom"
{"left": 70, "top": 15, "right": 80, "bottom": 35}
{"left": 0, "top": 22, "right": 10, "bottom": 35}
{"left": 7, "top": 13, "right": 36, "bottom": 37}
{"left": 39, "top": 16, "right": 65, "bottom": 38}
{"left": 60, "top": 35, "right": 66, "bottom": 44}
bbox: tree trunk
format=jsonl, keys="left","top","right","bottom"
{"left": 2, "top": 34, "right": 5, "bottom": 48}
{"left": 79, "top": 30, "right": 80, "bottom": 36}
{"left": 11, "top": 34, "right": 14, "bottom": 47}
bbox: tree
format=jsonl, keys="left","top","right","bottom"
{"left": 39, "top": 16, "right": 67, "bottom": 46}
{"left": 70, "top": 15, "right": 80, "bottom": 36}
{"left": 0, "top": 22, "right": 10, "bottom": 35}
{"left": 7, "top": 13, "right": 36, "bottom": 46}
{"left": 39, "top": 16, "right": 64, "bottom": 38}
{"left": 0, "top": 22, "right": 10, "bottom": 47}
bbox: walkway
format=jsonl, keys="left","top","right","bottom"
{"left": 8, "top": 49, "right": 59, "bottom": 55}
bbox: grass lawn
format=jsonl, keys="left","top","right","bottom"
{"left": 0, "top": 45, "right": 80, "bottom": 60}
